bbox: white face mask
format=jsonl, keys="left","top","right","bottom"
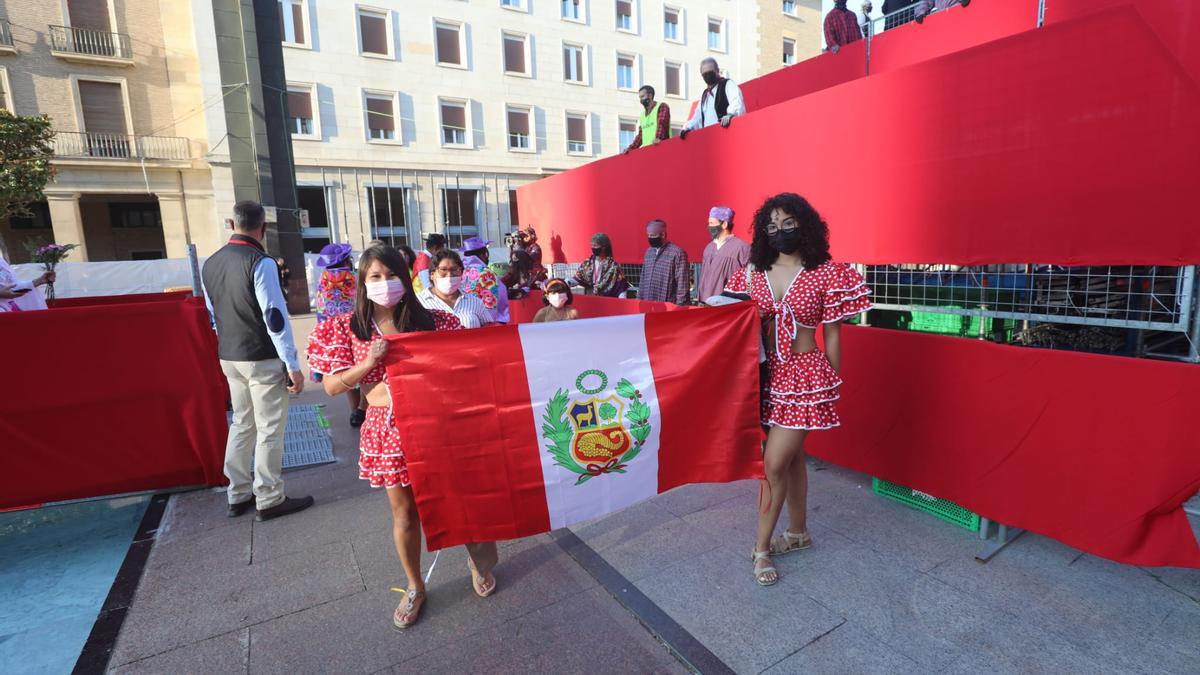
{"left": 547, "top": 292, "right": 568, "bottom": 309}
{"left": 435, "top": 275, "right": 463, "bottom": 294}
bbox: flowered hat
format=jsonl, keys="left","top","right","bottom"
{"left": 316, "top": 243, "right": 353, "bottom": 268}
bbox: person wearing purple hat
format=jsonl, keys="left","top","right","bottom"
{"left": 699, "top": 206, "right": 751, "bottom": 304}
{"left": 459, "top": 236, "right": 509, "bottom": 323}
{"left": 314, "top": 242, "right": 365, "bottom": 425}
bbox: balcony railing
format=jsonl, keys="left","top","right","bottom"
{"left": 53, "top": 131, "right": 192, "bottom": 161}
{"left": 49, "top": 24, "right": 132, "bottom": 62}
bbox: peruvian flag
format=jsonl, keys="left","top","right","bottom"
{"left": 385, "top": 302, "right": 764, "bottom": 550}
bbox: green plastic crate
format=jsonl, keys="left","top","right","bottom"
{"left": 872, "top": 478, "right": 980, "bottom": 532}
{"left": 899, "top": 309, "right": 1015, "bottom": 341}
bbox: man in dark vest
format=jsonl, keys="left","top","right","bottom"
{"left": 679, "top": 57, "right": 746, "bottom": 139}
{"left": 202, "top": 201, "right": 313, "bottom": 521}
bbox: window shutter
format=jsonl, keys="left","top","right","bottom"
{"left": 665, "top": 65, "right": 680, "bottom": 95}
{"left": 366, "top": 97, "right": 394, "bottom": 131}
{"left": 567, "top": 115, "right": 586, "bottom": 143}
{"left": 441, "top": 104, "right": 466, "bottom": 130}
{"left": 78, "top": 80, "right": 127, "bottom": 133}
{"left": 359, "top": 13, "right": 387, "bottom": 55}
{"left": 504, "top": 36, "right": 525, "bottom": 73}
{"left": 67, "top": 0, "right": 112, "bottom": 31}
{"left": 287, "top": 89, "right": 313, "bottom": 119}
{"left": 436, "top": 25, "right": 461, "bottom": 64}
{"left": 507, "top": 110, "right": 529, "bottom": 135}
{"left": 291, "top": 2, "right": 305, "bottom": 44}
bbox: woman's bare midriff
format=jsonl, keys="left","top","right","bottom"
{"left": 765, "top": 322, "right": 819, "bottom": 356}
{"left": 362, "top": 381, "right": 391, "bottom": 407}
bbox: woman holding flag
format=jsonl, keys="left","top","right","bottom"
{"left": 724, "top": 193, "right": 872, "bottom": 586}
{"left": 306, "top": 244, "right": 499, "bottom": 628}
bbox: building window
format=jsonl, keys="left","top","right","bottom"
{"left": 440, "top": 99, "right": 469, "bottom": 146}
{"left": 76, "top": 77, "right": 131, "bottom": 157}
{"left": 434, "top": 20, "right": 464, "bottom": 67}
{"left": 670, "top": 122, "right": 682, "bottom": 138}
{"left": 501, "top": 0, "right": 526, "bottom": 10}
{"left": 10, "top": 201, "right": 51, "bottom": 231}
{"left": 619, "top": 117, "right": 637, "bottom": 149}
{"left": 566, "top": 112, "right": 588, "bottom": 155}
{"left": 783, "top": 0, "right": 797, "bottom": 16}
{"left": 561, "top": 0, "right": 584, "bottom": 22}
{"left": 707, "top": 17, "right": 726, "bottom": 52}
{"left": 563, "top": 43, "right": 586, "bottom": 84}
{"left": 368, "top": 187, "right": 406, "bottom": 239}
{"left": 278, "top": 0, "right": 308, "bottom": 46}
{"left": 0, "top": 67, "right": 12, "bottom": 113}
{"left": 442, "top": 188, "right": 479, "bottom": 234}
{"left": 503, "top": 32, "right": 530, "bottom": 76}
{"left": 357, "top": 7, "right": 391, "bottom": 58}
{"left": 783, "top": 38, "right": 796, "bottom": 65}
{"left": 663, "top": 7, "right": 681, "bottom": 42}
{"left": 110, "top": 203, "right": 163, "bottom": 229}
{"left": 506, "top": 105, "right": 532, "bottom": 151}
{"left": 616, "top": 53, "right": 636, "bottom": 91}
{"left": 616, "top": 0, "right": 634, "bottom": 32}
{"left": 287, "top": 85, "right": 317, "bottom": 138}
{"left": 508, "top": 189, "right": 520, "bottom": 229}
{"left": 664, "top": 61, "right": 682, "bottom": 98}
{"left": 364, "top": 91, "right": 397, "bottom": 141}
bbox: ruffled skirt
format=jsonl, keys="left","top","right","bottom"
{"left": 359, "top": 406, "right": 409, "bottom": 488}
{"left": 762, "top": 350, "right": 843, "bottom": 430}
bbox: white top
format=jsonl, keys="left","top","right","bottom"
{"left": 416, "top": 287, "right": 492, "bottom": 329}
{"left": 684, "top": 79, "right": 746, "bottom": 131}
{"left": 0, "top": 255, "right": 46, "bottom": 312}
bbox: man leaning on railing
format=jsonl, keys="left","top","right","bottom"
{"left": 825, "top": 0, "right": 864, "bottom": 54}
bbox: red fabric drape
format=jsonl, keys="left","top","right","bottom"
{"left": 0, "top": 297, "right": 228, "bottom": 508}
{"left": 508, "top": 292, "right": 686, "bottom": 324}
{"left": 810, "top": 326, "right": 1200, "bottom": 568}
{"left": 52, "top": 291, "right": 192, "bottom": 309}
{"left": 518, "top": 2, "right": 1200, "bottom": 266}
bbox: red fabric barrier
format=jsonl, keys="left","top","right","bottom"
{"left": 520, "top": 2, "right": 1200, "bottom": 266}
{"left": 0, "top": 297, "right": 228, "bottom": 508}
{"left": 508, "top": 292, "right": 686, "bottom": 324}
{"left": 811, "top": 326, "right": 1200, "bottom": 568}
{"left": 52, "top": 291, "right": 192, "bottom": 309}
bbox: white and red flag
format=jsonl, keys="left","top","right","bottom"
{"left": 385, "top": 302, "right": 764, "bottom": 550}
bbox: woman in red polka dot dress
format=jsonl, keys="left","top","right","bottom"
{"left": 723, "top": 193, "right": 872, "bottom": 587}
{"left": 306, "top": 245, "right": 499, "bottom": 629}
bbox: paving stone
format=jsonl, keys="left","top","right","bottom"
{"left": 144, "top": 515, "right": 251, "bottom": 582}
{"left": 109, "top": 541, "right": 363, "bottom": 666}
{"left": 570, "top": 499, "right": 726, "bottom": 582}
{"left": 651, "top": 480, "right": 755, "bottom": 518}
{"left": 386, "top": 586, "right": 685, "bottom": 675}
{"left": 634, "top": 544, "right": 846, "bottom": 674}
{"left": 250, "top": 489, "right": 390, "bottom": 562}
{"left": 109, "top": 629, "right": 248, "bottom": 675}
{"left": 759, "top": 619, "right": 924, "bottom": 675}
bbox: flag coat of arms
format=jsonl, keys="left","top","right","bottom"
{"left": 385, "top": 302, "right": 764, "bottom": 550}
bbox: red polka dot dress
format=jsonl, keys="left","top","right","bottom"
{"left": 306, "top": 311, "right": 462, "bottom": 488}
{"left": 725, "top": 262, "right": 872, "bottom": 430}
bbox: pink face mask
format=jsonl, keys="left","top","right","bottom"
{"left": 547, "top": 292, "right": 568, "bottom": 309}
{"left": 365, "top": 279, "right": 406, "bottom": 307}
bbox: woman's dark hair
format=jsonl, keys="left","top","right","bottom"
{"left": 430, "top": 248, "right": 464, "bottom": 272}
{"left": 397, "top": 244, "right": 417, "bottom": 267}
{"left": 350, "top": 245, "right": 435, "bottom": 340}
{"left": 542, "top": 278, "right": 574, "bottom": 306}
{"left": 748, "top": 192, "right": 831, "bottom": 272}
{"left": 590, "top": 232, "right": 613, "bottom": 258}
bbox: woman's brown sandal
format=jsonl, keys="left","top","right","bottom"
{"left": 467, "top": 559, "right": 497, "bottom": 598}
{"left": 768, "top": 530, "right": 812, "bottom": 556}
{"left": 752, "top": 550, "right": 778, "bottom": 586}
{"left": 392, "top": 588, "right": 426, "bottom": 629}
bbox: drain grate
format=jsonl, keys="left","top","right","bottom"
{"left": 227, "top": 404, "right": 335, "bottom": 470}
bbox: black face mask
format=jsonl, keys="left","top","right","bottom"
{"left": 702, "top": 71, "right": 719, "bottom": 86}
{"left": 640, "top": 97, "right": 652, "bottom": 109}
{"left": 591, "top": 247, "right": 604, "bottom": 257}
{"left": 648, "top": 237, "right": 664, "bottom": 249}
{"left": 708, "top": 226, "right": 722, "bottom": 239}
{"left": 768, "top": 230, "right": 802, "bottom": 255}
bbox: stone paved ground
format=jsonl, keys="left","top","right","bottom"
{"left": 107, "top": 317, "right": 1200, "bottom": 674}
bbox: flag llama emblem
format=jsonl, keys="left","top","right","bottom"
{"left": 542, "top": 369, "right": 652, "bottom": 485}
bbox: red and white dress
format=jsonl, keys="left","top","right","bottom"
{"left": 306, "top": 311, "right": 462, "bottom": 488}
{"left": 724, "top": 261, "right": 872, "bottom": 430}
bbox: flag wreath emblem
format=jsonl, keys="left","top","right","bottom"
{"left": 542, "top": 369, "right": 652, "bottom": 485}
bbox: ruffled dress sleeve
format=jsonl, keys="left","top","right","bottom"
{"left": 432, "top": 309, "right": 464, "bottom": 331}
{"left": 723, "top": 265, "right": 750, "bottom": 294}
{"left": 821, "top": 263, "right": 873, "bottom": 323}
{"left": 306, "top": 313, "right": 355, "bottom": 375}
